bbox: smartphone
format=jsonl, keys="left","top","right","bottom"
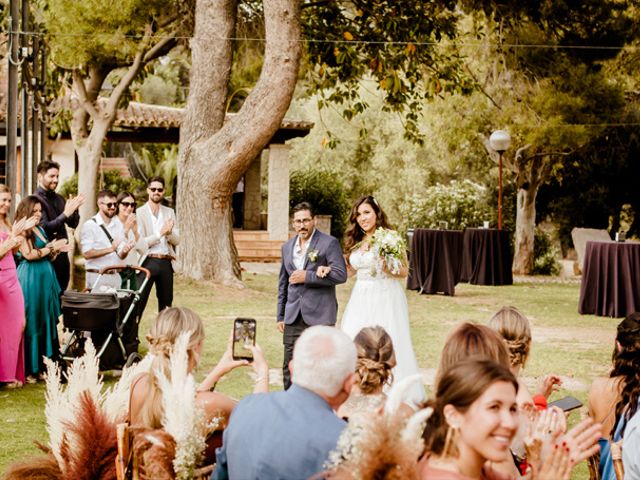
{"left": 549, "top": 395, "right": 583, "bottom": 412}
{"left": 232, "top": 318, "right": 257, "bottom": 361}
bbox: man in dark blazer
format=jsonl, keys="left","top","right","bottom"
{"left": 277, "top": 202, "right": 347, "bottom": 389}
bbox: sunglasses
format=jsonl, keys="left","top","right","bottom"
{"left": 149, "top": 187, "right": 164, "bottom": 193}
{"left": 120, "top": 201, "right": 136, "bottom": 208}
{"left": 100, "top": 202, "right": 117, "bottom": 208}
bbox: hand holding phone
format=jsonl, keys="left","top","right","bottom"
{"left": 548, "top": 395, "right": 583, "bottom": 412}
{"left": 233, "top": 318, "right": 257, "bottom": 361}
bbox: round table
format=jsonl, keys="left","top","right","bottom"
{"left": 460, "top": 228, "right": 513, "bottom": 286}
{"left": 407, "top": 228, "right": 463, "bottom": 295}
{"left": 578, "top": 240, "right": 640, "bottom": 317}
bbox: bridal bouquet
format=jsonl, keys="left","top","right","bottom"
{"left": 370, "top": 228, "right": 406, "bottom": 276}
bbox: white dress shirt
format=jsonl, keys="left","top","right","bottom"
{"left": 80, "top": 213, "right": 125, "bottom": 288}
{"left": 623, "top": 408, "right": 640, "bottom": 478}
{"left": 147, "top": 206, "right": 170, "bottom": 255}
{"left": 292, "top": 228, "right": 316, "bottom": 270}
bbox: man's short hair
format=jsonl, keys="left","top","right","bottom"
{"left": 97, "top": 189, "right": 117, "bottom": 201}
{"left": 148, "top": 176, "right": 165, "bottom": 187}
{"left": 292, "top": 202, "right": 314, "bottom": 217}
{"left": 36, "top": 160, "right": 60, "bottom": 175}
{"left": 292, "top": 326, "right": 356, "bottom": 397}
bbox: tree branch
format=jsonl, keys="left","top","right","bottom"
{"left": 143, "top": 35, "right": 178, "bottom": 63}
{"left": 72, "top": 70, "right": 101, "bottom": 119}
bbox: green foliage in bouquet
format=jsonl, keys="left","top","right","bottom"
{"left": 289, "top": 168, "right": 350, "bottom": 241}
{"left": 398, "top": 180, "right": 491, "bottom": 234}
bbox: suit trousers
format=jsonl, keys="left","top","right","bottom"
{"left": 52, "top": 253, "right": 71, "bottom": 292}
{"left": 139, "top": 257, "right": 174, "bottom": 313}
{"left": 282, "top": 313, "right": 309, "bottom": 390}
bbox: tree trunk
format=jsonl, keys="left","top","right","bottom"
{"left": 512, "top": 186, "right": 537, "bottom": 275}
{"left": 178, "top": 0, "right": 301, "bottom": 285}
{"left": 74, "top": 120, "right": 111, "bottom": 222}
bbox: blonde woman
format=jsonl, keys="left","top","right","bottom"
{"left": 488, "top": 306, "right": 562, "bottom": 408}
{"left": 129, "top": 307, "right": 269, "bottom": 463}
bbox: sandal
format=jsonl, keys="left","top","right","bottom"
{"left": 5, "top": 381, "right": 23, "bottom": 389}
{"left": 25, "top": 375, "right": 38, "bottom": 384}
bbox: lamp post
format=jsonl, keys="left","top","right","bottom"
{"left": 489, "top": 130, "right": 511, "bottom": 230}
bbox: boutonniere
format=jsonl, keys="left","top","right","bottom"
{"left": 307, "top": 249, "right": 319, "bottom": 262}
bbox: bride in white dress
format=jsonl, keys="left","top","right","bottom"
{"left": 337, "top": 196, "right": 425, "bottom": 403}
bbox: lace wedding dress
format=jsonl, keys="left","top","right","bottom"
{"left": 340, "top": 248, "right": 425, "bottom": 404}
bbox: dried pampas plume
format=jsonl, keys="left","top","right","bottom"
{"left": 325, "top": 375, "right": 432, "bottom": 480}
{"left": 156, "top": 331, "right": 207, "bottom": 480}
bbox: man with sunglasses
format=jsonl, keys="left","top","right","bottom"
{"left": 80, "top": 189, "right": 134, "bottom": 289}
{"left": 136, "top": 176, "right": 179, "bottom": 313}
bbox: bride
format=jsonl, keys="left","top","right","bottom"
{"left": 337, "top": 195, "right": 424, "bottom": 404}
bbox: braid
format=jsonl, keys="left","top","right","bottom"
{"left": 356, "top": 357, "right": 393, "bottom": 394}
{"left": 504, "top": 338, "right": 530, "bottom": 369}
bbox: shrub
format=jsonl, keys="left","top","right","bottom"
{"left": 289, "top": 168, "right": 351, "bottom": 241}
{"left": 398, "top": 180, "right": 492, "bottom": 234}
{"left": 533, "top": 228, "right": 562, "bottom": 276}
{"left": 58, "top": 170, "right": 146, "bottom": 202}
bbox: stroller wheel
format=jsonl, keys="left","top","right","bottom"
{"left": 125, "top": 352, "right": 143, "bottom": 369}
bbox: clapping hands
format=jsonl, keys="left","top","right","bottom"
{"left": 160, "top": 218, "right": 174, "bottom": 236}
{"left": 63, "top": 194, "right": 85, "bottom": 217}
{"left": 12, "top": 215, "right": 38, "bottom": 237}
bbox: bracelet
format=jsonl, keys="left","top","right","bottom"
{"left": 254, "top": 375, "right": 268, "bottom": 383}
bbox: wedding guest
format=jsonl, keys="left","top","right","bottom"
{"left": 488, "top": 306, "right": 562, "bottom": 410}
{"left": 33, "top": 160, "right": 84, "bottom": 291}
{"left": 213, "top": 326, "right": 356, "bottom": 480}
{"left": 129, "top": 307, "right": 269, "bottom": 441}
{"left": 115, "top": 191, "right": 147, "bottom": 266}
{"left": 337, "top": 326, "right": 412, "bottom": 421}
{"left": 0, "top": 186, "right": 36, "bottom": 389}
{"left": 15, "top": 196, "right": 69, "bottom": 382}
{"left": 589, "top": 312, "right": 640, "bottom": 480}
{"left": 623, "top": 406, "right": 640, "bottom": 477}
{"left": 80, "top": 189, "right": 133, "bottom": 290}
{"left": 137, "top": 176, "right": 179, "bottom": 313}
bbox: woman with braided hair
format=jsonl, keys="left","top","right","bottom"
{"left": 488, "top": 307, "right": 562, "bottom": 410}
{"left": 337, "top": 326, "right": 412, "bottom": 421}
{"left": 588, "top": 312, "right": 640, "bottom": 480}
{"left": 129, "top": 307, "right": 269, "bottom": 465}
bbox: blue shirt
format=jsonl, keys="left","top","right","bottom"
{"left": 212, "top": 384, "right": 346, "bottom": 480}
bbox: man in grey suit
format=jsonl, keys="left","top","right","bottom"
{"left": 212, "top": 325, "right": 356, "bottom": 480}
{"left": 277, "top": 202, "right": 347, "bottom": 389}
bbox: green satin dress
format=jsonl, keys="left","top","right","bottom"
{"left": 16, "top": 226, "right": 61, "bottom": 376}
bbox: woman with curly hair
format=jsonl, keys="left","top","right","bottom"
{"left": 337, "top": 326, "right": 412, "bottom": 421}
{"left": 589, "top": 312, "right": 640, "bottom": 480}
{"left": 340, "top": 196, "right": 423, "bottom": 404}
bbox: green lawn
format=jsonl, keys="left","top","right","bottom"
{"left": 0, "top": 272, "right": 617, "bottom": 478}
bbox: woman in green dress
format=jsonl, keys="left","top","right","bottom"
{"left": 15, "top": 196, "right": 69, "bottom": 382}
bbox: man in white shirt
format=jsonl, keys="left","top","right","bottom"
{"left": 623, "top": 407, "right": 640, "bottom": 477}
{"left": 80, "top": 189, "right": 134, "bottom": 289}
{"left": 136, "top": 176, "right": 179, "bottom": 313}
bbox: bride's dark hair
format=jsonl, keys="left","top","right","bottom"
{"left": 344, "top": 195, "right": 392, "bottom": 253}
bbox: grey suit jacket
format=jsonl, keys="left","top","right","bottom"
{"left": 136, "top": 202, "right": 179, "bottom": 268}
{"left": 277, "top": 229, "right": 347, "bottom": 326}
{"left": 212, "top": 384, "right": 346, "bottom": 480}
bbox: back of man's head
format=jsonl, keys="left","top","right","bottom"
{"left": 292, "top": 326, "right": 356, "bottom": 397}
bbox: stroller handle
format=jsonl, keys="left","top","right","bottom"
{"left": 99, "top": 265, "right": 152, "bottom": 279}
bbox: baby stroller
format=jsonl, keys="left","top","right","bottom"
{"left": 60, "top": 265, "right": 150, "bottom": 371}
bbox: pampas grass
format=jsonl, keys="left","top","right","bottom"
{"left": 103, "top": 355, "right": 152, "bottom": 423}
{"left": 156, "top": 332, "right": 207, "bottom": 480}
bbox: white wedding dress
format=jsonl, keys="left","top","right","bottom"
{"left": 340, "top": 248, "right": 425, "bottom": 405}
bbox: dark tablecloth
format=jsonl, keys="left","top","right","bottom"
{"left": 460, "top": 228, "right": 513, "bottom": 286}
{"left": 407, "top": 229, "right": 463, "bottom": 295}
{"left": 578, "top": 242, "right": 640, "bottom": 318}
{"left": 578, "top": 241, "right": 640, "bottom": 317}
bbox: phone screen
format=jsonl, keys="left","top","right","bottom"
{"left": 233, "top": 318, "right": 256, "bottom": 361}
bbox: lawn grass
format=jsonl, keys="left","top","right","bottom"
{"left": 0, "top": 271, "right": 617, "bottom": 478}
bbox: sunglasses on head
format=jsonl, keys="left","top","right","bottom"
{"left": 120, "top": 201, "right": 136, "bottom": 208}
{"left": 101, "top": 202, "right": 117, "bottom": 208}
{"left": 149, "top": 187, "right": 164, "bottom": 193}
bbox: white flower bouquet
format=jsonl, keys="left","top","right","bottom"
{"left": 370, "top": 227, "right": 406, "bottom": 275}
